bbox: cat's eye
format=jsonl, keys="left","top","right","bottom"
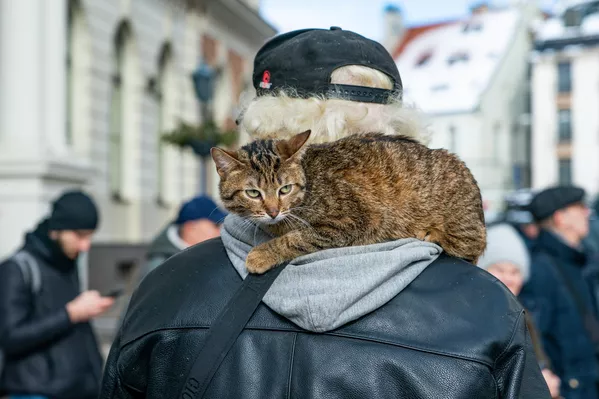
{"left": 245, "top": 189, "right": 261, "bottom": 199}
{"left": 279, "top": 185, "right": 292, "bottom": 195}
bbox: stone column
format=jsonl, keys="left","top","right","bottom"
{"left": 0, "top": 0, "right": 44, "bottom": 157}
{"left": 42, "top": 0, "right": 68, "bottom": 156}
{"left": 0, "top": 0, "right": 92, "bottom": 259}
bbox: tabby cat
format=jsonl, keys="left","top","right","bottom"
{"left": 212, "top": 131, "right": 486, "bottom": 274}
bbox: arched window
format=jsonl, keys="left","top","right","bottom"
{"left": 156, "top": 43, "right": 174, "bottom": 203}
{"left": 66, "top": 0, "right": 91, "bottom": 153}
{"left": 66, "top": 1, "right": 75, "bottom": 146}
{"left": 449, "top": 125, "right": 457, "bottom": 153}
{"left": 109, "top": 22, "right": 132, "bottom": 198}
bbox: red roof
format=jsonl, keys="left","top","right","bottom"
{"left": 392, "top": 20, "right": 457, "bottom": 59}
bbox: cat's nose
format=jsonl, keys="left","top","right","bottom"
{"left": 266, "top": 209, "right": 279, "bottom": 219}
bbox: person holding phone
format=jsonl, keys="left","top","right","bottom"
{"left": 0, "top": 190, "right": 114, "bottom": 399}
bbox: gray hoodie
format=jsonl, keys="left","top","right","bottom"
{"left": 221, "top": 214, "right": 442, "bottom": 332}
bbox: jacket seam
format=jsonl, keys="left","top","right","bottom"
{"left": 326, "top": 331, "right": 495, "bottom": 367}
{"left": 117, "top": 368, "right": 144, "bottom": 394}
{"left": 287, "top": 333, "right": 298, "bottom": 399}
{"left": 494, "top": 310, "right": 524, "bottom": 367}
{"left": 492, "top": 348, "right": 524, "bottom": 399}
{"left": 120, "top": 325, "right": 496, "bottom": 368}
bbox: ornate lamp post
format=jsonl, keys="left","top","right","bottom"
{"left": 161, "top": 62, "right": 237, "bottom": 195}
{"left": 191, "top": 62, "right": 215, "bottom": 193}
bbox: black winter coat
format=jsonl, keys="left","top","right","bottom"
{"left": 0, "top": 221, "right": 103, "bottom": 399}
{"left": 519, "top": 230, "right": 599, "bottom": 399}
{"left": 101, "top": 238, "right": 550, "bottom": 398}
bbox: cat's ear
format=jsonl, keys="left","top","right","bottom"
{"left": 277, "top": 130, "right": 311, "bottom": 161}
{"left": 211, "top": 147, "right": 242, "bottom": 178}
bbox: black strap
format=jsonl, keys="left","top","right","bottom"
{"left": 548, "top": 255, "right": 599, "bottom": 344}
{"left": 179, "top": 263, "right": 288, "bottom": 399}
{"left": 327, "top": 84, "right": 395, "bottom": 104}
{"left": 550, "top": 255, "right": 590, "bottom": 317}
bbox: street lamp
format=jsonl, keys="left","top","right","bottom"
{"left": 192, "top": 63, "right": 215, "bottom": 117}
{"left": 161, "top": 62, "right": 237, "bottom": 196}
{"left": 191, "top": 62, "right": 216, "bottom": 193}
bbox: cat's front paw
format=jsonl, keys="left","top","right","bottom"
{"left": 246, "top": 248, "right": 279, "bottom": 274}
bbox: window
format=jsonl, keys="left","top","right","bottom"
{"left": 66, "top": 2, "right": 74, "bottom": 146}
{"left": 493, "top": 122, "right": 501, "bottom": 160}
{"left": 462, "top": 21, "right": 483, "bottom": 33}
{"left": 109, "top": 23, "right": 131, "bottom": 198}
{"left": 431, "top": 84, "right": 449, "bottom": 92}
{"left": 558, "top": 109, "right": 572, "bottom": 143}
{"left": 564, "top": 8, "right": 582, "bottom": 27}
{"left": 449, "top": 125, "right": 457, "bottom": 152}
{"left": 64, "top": 0, "right": 91, "bottom": 156}
{"left": 559, "top": 159, "right": 572, "bottom": 185}
{"left": 156, "top": 43, "right": 172, "bottom": 204}
{"left": 558, "top": 61, "right": 571, "bottom": 93}
{"left": 447, "top": 51, "right": 469, "bottom": 66}
{"left": 415, "top": 51, "right": 432, "bottom": 67}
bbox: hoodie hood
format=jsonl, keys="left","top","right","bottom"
{"left": 147, "top": 224, "right": 187, "bottom": 259}
{"left": 24, "top": 219, "right": 78, "bottom": 272}
{"left": 221, "top": 214, "right": 442, "bottom": 332}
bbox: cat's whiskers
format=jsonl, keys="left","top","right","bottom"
{"left": 214, "top": 215, "right": 228, "bottom": 225}
{"left": 239, "top": 217, "right": 259, "bottom": 237}
{"left": 252, "top": 221, "right": 260, "bottom": 246}
{"left": 281, "top": 217, "right": 294, "bottom": 232}
{"left": 285, "top": 212, "right": 313, "bottom": 230}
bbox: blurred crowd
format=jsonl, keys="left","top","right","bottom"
{"left": 480, "top": 186, "right": 599, "bottom": 398}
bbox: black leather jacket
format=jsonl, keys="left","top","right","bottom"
{"left": 101, "top": 238, "right": 550, "bottom": 398}
{"left": 0, "top": 222, "right": 103, "bottom": 399}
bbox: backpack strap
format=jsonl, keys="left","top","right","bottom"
{"left": 12, "top": 250, "right": 42, "bottom": 295}
{"left": 546, "top": 254, "right": 599, "bottom": 346}
{"left": 179, "top": 262, "right": 288, "bottom": 399}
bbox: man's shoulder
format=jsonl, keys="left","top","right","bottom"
{"left": 121, "top": 238, "right": 242, "bottom": 343}
{"left": 142, "top": 237, "right": 233, "bottom": 288}
{"left": 0, "top": 253, "right": 25, "bottom": 277}
{"left": 336, "top": 255, "right": 525, "bottom": 367}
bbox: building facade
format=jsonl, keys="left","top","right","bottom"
{"left": 389, "top": 3, "right": 539, "bottom": 213}
{"left": 531, "top": 0, "right": 599, "bottom": 199}
{"left": 0, "top": 0, "right": 275, "bottom": 277}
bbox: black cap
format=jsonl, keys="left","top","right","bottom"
{"left": 253, "top": 27, "right": 402, "bottom": 104}
{"left": 529, "top": 186, "right": 586, "bottom": 222}
{"left": 47, "top": 190, "right": 100, "bottom": 231}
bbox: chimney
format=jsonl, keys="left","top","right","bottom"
{"left": 470, "top": 2, "right": 490, "bottom": 15}
{"left": 383, "top": 4, "right": 404, "bottom": 53}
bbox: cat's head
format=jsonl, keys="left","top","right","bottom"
{"left": 211, "top": 130, "right": 311, "bottom": 225}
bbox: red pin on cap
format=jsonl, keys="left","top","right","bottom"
{"left": 259, "top": 70, "right": 272, "bottom": 89}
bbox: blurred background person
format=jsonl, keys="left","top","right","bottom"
{"left": 582, "top": 197, "right": 599, "bottom": 327}
{"left": 0, "top": 191, "right": 114, "bottom": 399}
{"left": 503, "top": 189, "right": 540, "bottom": 250}
{"left": 520, "top": 186, "right": 599, "bottom": 399}
{"left": 478, "top": 223, "right": 561, "bottom": 398}
{"left": 134, "top": 195, "right": 226, "bottom": 285}
{"left": 584, "top": 199, "right": 599, "bottom": 254}
{"left": 116, "top": 195, "right": 226, "bottom": 327}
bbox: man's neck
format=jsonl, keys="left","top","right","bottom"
{"left": 548, "top": 227, "right": 582, "bottom": 249}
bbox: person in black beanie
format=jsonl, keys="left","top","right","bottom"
{"left": 0, "top": 190, "right": 114, "bottom": 399}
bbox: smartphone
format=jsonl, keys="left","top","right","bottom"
{"left": 101, "top": 288, "right": 124, "bottom": 298}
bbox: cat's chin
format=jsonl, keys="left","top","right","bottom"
{"left": 255, "top": 214, "right": 286, "bottom": 225}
